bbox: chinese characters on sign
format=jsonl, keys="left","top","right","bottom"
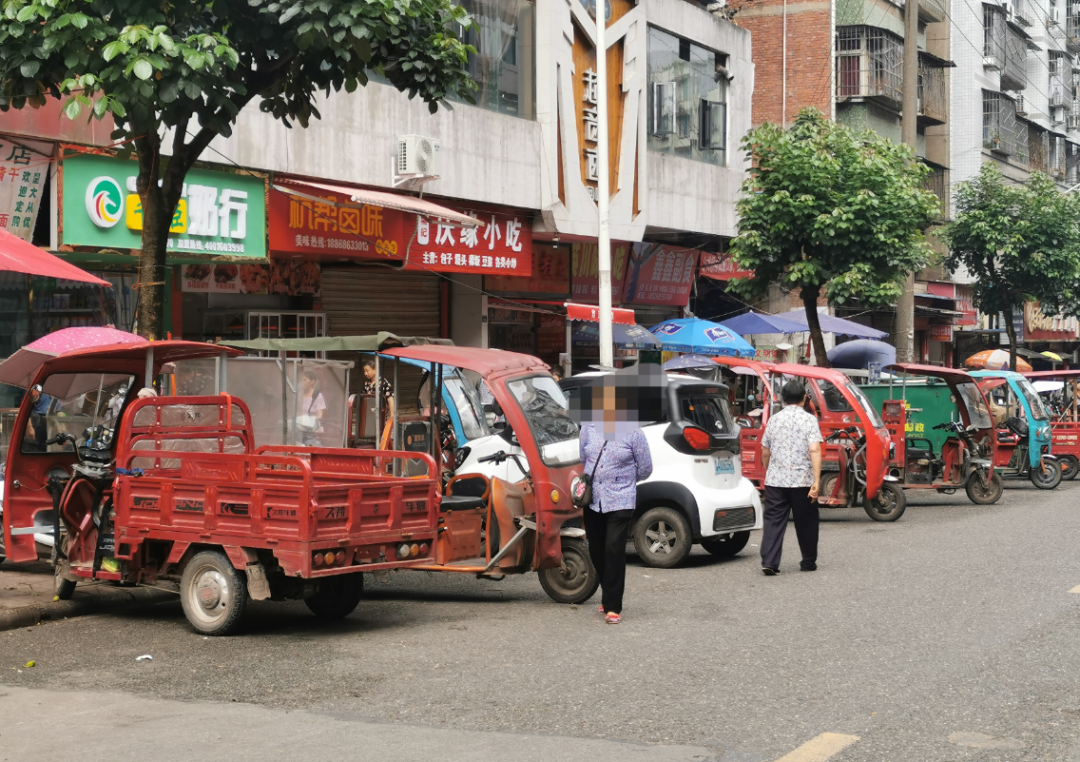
{"left": 267, "top": 185, "right": 532, "bottom": 277}
{"left": 699, "top": 252, "right": 753, "bottom": 281}
{"left": 927, "top": 324, "right": 954, "bottom": 342}
{"left": 582, "top": 68, "right": 600, "bottom": 200}
{"left": 486, "top": 247, "right": 571, "bottom": 295}
{"left": 571, "top": 241, "right": 630, "bottom": 302}
{"left": 0, "top": 138, "right": 52, "bottom": 242}
{"left": 61, "top": 154, "right": 266, "bottom": 256}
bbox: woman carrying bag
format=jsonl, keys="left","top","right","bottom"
{"left": 577, "top": 384, "right": 653, "bottom": 624}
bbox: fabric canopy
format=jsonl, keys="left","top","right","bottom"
{"left": 649, "top": 318, "right": 756, "bottom": 357}
{"left": 0, "top": 227, "right": 109, "bottom": 286}
{"left": 0, "top": 327, "right": 146, "bottom": 389}
{"left": 719, "top": 311, "right": 807, "bottom": 335}
{"left": 827, "top": 339, "right": 896, "bottom": 370}
{"left": 224, "top": 334, "right": 452, "bottom": 353}
{"left": 273, "top": 180, "right": 481, "bottom": 228}
{"left": 564, "top": 302, "right": 636, "bottom": 325}
{"left": 772, "top": 309, "right": 888, "bottom": 339}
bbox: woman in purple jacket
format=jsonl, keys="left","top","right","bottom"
{"left": 579, "top": 385, "right": 653, "bottom": 624}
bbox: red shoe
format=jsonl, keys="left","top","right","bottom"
{"left": 605, "top": 612, "right": 621, "bottom": 624}
{"left": 598, "top": 605, "right": 605, "bottom": 614}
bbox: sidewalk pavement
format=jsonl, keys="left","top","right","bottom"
{"left": 0, "top": 559, "right": 176, "bottom": 631}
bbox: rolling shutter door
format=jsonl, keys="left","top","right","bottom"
{"left": 320, "top": 267, "right": 441, "bottom": 337}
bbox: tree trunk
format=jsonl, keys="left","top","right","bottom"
{"left": 1004, "top": 303, "right": 1018, "bottom": 372}
{"left": 136, "top": 186, "right": 170, "bottom": 340}
{"left": 801, "top": 286, "right": 830, "bottom": 368}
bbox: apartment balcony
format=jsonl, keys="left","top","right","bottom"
{"left": 835, "top": 27, "right": 904, "bottom": 111}
{"left": 1011, "top": 0, "right": 1034, "bottom": 27}
{"left": 918, "top": 0, "right": 946, "bottom": 23}
{"left": 922, "top": 165, "right": 949, "bottom": 219}
{"left": 918, "top": 61, "right": 948, "bottom": 125}
{"left": 1068, "top": 3, "right": 1080, "bottom": 52}
{"left": 1050, "top": 73, "right": 1073, "bottom": 113}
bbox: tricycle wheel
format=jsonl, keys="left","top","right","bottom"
{"left": 965, "top": 472, "right": 1003, "bottom": 505}
{"left": 305, "top": 573, "right": 364, "bottom": 619}
{"left": 700, "top": 531, "right": 751, "bottom": 558}
{"left": 1030, "top": 459, "right": 1062, "bottom": 490}
{"left": 54, "top": 563, "right": 76, "bottom": 600}
{"left": 180, "top": 550, "right": 247, "bottom": 636}
{"left": 863, "top": 482, "right": 906, "bottom": 522}
{"left": 538, "top": 537, "right": 599, "bottom": 604}
{"left": 1060, "top": 455, "right": 1079, "bottom": 481}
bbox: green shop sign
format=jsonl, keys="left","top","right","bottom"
{"left": 61, "top": 154, "right": 266, "bottom": 257}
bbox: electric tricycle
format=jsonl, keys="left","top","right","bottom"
{"left": 715, "top": 358, "right": 905, "bottom": 521}
{"left": 1023, "top": 369, "right": 1080, "bottom": 480}
{"left": 876, "top": 364, "right": 1002, "bottom": 505}
{"left": 2, "top": 341, "right": 440, "bottom": 635}
{"left": 970, "top": 370, "right": 1062, "bottom": 489}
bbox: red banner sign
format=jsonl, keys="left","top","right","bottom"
{"left": 927, "top": 324, "right": 953, "bottom": 342}
{"left": 954, "top": 284, "right": 977, "bottom": 327}
{"left": 623, "top": 244, "right": 698, "bottom": 306}
{"left": 565, "top": 302, "right": 636, "bottom": 324}
{"left": 571, "top": 242, "right": 630, "bottom": 303}
{"left": 268, "top": 187, "right": 532, "bottom": 277}
{"left": 486, "top": 247, "right": 570, "bottom": 295}
{"left": 699, "top": 252, "right": 753, "bottom": 281}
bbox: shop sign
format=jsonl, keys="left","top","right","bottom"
{"left": 927, "top": 324, "right": 953, "bottom": 342}
{"left": 623, "top": 244, "right": 698, "bottom": 306}
{"left": 755, "top": 346, "right": 781, "bottom": 362}
{"left": 571, "top": 242, "right": 629, "bottom": 303}
{"left": 536, "top": 314, "right": 566, "bottom": 356}
{"left": 0, "top": 137, "right": 52, "bottom": 241}
{"left": 699, "top": 252, "right": 753, "bottom": 281}
{"left": 61, "top": 154, "right": 266, "bottom": 257}
{"left": 180, "top": 260, "right": 320, "bottom": 296}
{"left": 1025, "top": 301, "right": 1080, "bottom": 340}
{"left": 268, "top": 186, "right": 531, "bottom": 276}
{"left": 954, "top": 284, "right": 977, "bottom": 327}
{"left": 486, "top": 246, "right": 570, "bottom": 295}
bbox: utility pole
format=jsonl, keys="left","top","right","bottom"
{"left": 896, "top": 0, "right": 920, "bottom": 363}
{"left": 595, "top": 0, "right": 614, "bottom": 368}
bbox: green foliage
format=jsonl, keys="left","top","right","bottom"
{"left": 0, "top": 0, "right": 476, "bottom": 137}
{"left": 727, "top": 108, "right": 939, "bottom": 309}
{"left": 942, "top": 163, "right": 1080, "bottom": 318}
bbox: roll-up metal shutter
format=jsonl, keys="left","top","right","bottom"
{"left": 320, "top": 267, "right": 441, "bottom": 338}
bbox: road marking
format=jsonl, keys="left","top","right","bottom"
{"left": 1069, "top": 585, "right": 1080, "bottom": 593}
{"left": 774, "top": 733, "right": 860, "bottom": 762}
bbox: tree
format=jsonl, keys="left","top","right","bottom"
{"left": 0, "top": 0, "right": 476, "bottom": 339}
{"left": 726, "top": 108, "right": 939, "bottom": 367}
{"left": 942, "top": 163, "right": 1080, "bottom": 371}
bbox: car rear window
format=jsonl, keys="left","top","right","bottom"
{"left": 677, "top": 387, "right": 733, "bottom": 436}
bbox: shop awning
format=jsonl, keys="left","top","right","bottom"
{"left": 223, "top": 333, "right": 452, "bottom": 353}
{"left": 0, "top": 228, "right": 109, "bottom": 286}
{"left": 271, "top": 179, "right": 482, "bottom": 228}
{"left": 564, "top": 302, "right": 636, "bottom": 324}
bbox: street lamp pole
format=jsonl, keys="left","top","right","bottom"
{"left": 595, "top": 0, "right": 614, "bottom": 367}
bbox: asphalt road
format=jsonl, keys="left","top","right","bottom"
{"left": 3, "top": 480, "right": 1080, "bottom": 762}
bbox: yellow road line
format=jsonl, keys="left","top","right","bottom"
{"left": 774, "top": 732, "right": 860, "bottom": 762}
{"left": 1069, "top": 585, "right": 1080, "bottom": 594}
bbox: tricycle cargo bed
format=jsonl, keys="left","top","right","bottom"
{"left": 111, "top": 396, "right": 439, "bottom": 577}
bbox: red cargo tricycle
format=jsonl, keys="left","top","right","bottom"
{"left": 1024, "top": 369, "right": 1080, "bottom": 480}
{"left": 715, "top": 359, "right": 905, "bottom": 521}
{"left": 3, "top": 341, "right": 442, "bottom": 635}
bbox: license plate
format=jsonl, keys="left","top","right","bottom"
{"left": 714, "top": 458, "right": 735, "bottom": 475}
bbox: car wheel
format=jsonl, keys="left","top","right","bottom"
{"left": 633, "top": 506, "right": 693, "bottom": 568}
{"left": 538, "top": 538, "right": 599, "bottom": 604}
{"left": 180, "top": 550, "right": 248, "bottom": 636}
{"left": 699, "top": 530, "right": 750, "bottom": 558}
{"left": 305, "top": 573, "right": 364, "bottom": 619}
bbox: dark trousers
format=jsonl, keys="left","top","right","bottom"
{"left": 760, "top": 486, "right": 819, "bottom": 570}
{"left": 583, "top": 506, "right": 633, "bottom": 614}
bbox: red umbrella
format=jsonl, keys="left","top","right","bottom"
{"left": 0, "top": 227, "right": 109, "bottom": 285}
{"left": 0, "top": 326, "right": 147, "bottom": 389}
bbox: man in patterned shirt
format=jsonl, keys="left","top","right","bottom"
{"left": 759, "top": 379, "right": 823, "bottom": 575}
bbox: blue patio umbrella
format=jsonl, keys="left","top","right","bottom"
{"left": 719, "top": 311, "right": 807, "bottom": 336}
{"left": 649, "top": 318, "right": 756, "bottom": 357}
{"left": 826, "top": 339, "right": 896, "bottom": 370}
{"left": 572, "top": 321, "right": 663, "bottom": 349}
{"left": 772, "top": 309, "right": 887, "bottom": 339}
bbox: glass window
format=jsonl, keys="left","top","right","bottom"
{"left": 843, "top": 380, "right": 885, "bottom": 428}
{"left": 647, "top": 26, "right": 728, "bottom": 166}
{"left": 814, "top": 379, "right": 854, "bottom": 413}
{"left": 22, "top": 373, "right": 134, "bottom": 454}
{"left": 445, "top": 376, "right": 491, "bottom": 441}
{"left": 956, "top": 382, "right": 993, "bottom": 430}
{"left": 453, "top": 0, "right": 535, "bottom": 119}
{"left": 677, "top": 389, "right": 733, "bottom": 436}
{"left": 1016, "top": 378, "right": 1049, "bottom": 421}
{"left": 506, "top": 374, "right": 580, "bottom": 466}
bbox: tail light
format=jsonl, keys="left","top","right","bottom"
{"left": 397, "top": 543, "right": 410, "bottom": 559}
{"left": 683, "top": 426, "right": 711, "bottom": 451}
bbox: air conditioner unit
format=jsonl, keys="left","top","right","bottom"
{"left": 396, "top": 134, "right": 440, "bottom": 177}
{"left": 1051, "top": 7, "right": 1061, "bottom": 24}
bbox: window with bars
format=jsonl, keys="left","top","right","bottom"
{"left": 984, "top": 4, "right": 1027, "bottom": 89}
{"left": 983, "top": 90, "right": 1023, "bottom": 155}
{"left": 1067, "top": 143, "right": 1080, "bottom": 184}
{"left": 1050, "top": 53, "right": 1072, "bottom": 112}
{"left": 1050, "top": 135, "right": 1067, "bottom": 179}
{"left": 918, "top": 58, "right": 948, "bottom": 123}
{"left": 834, "top": 26, "right": 903, "bottom": 108}
{"left": 1029, "top": 124, "right": 1050, "bottom": 171}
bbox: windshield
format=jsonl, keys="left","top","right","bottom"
{"left": 445, "top": 376, "right": 490, "bottom": 441}
{"left": 506, "top": 374, "right": 580, "bottom": 467}
{"left": 814, "top": 379, "right": 854, "bottom": 413}
{"left": 22, "top": 373, "right": 135, "bottom": 454}
{"left": 678, "top": 387, "right": 733, "bottom": 436}
{"left": 842, "top": 380, "right": 885, "bottom": 429}
{"left": 955, "top": 382, "right": 993, "bottom": 429}
{"left": 1016, "top": 378, "right": 1049, "bottom": 421}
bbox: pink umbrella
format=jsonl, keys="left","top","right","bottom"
{"left": 0, "top": 326, "right": 147, "bottom": 389}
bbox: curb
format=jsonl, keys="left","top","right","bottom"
{"left": 0, "top": 586, "right": 177, "bottom": 632}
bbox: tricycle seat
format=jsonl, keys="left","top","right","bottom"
{"left": 439, "top": 494, "right": 488, "bottom": 512}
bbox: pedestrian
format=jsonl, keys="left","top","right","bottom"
{"left": 26, "top": 384, "right": 51, "bottom": 452}
{"left": 551, "top": 365, "right": 564, "bottom": 382}
{"left": 579, "top": 384, "right": 652, "bottom": 624}
{"left": 759, "top": 379, "right": 823, "bottom": 575}
{"left": 362, "top": 358, "right": 394, "bottom": 420}
{"left": 298, "top": 370, "right": 326, "bottom": 444}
